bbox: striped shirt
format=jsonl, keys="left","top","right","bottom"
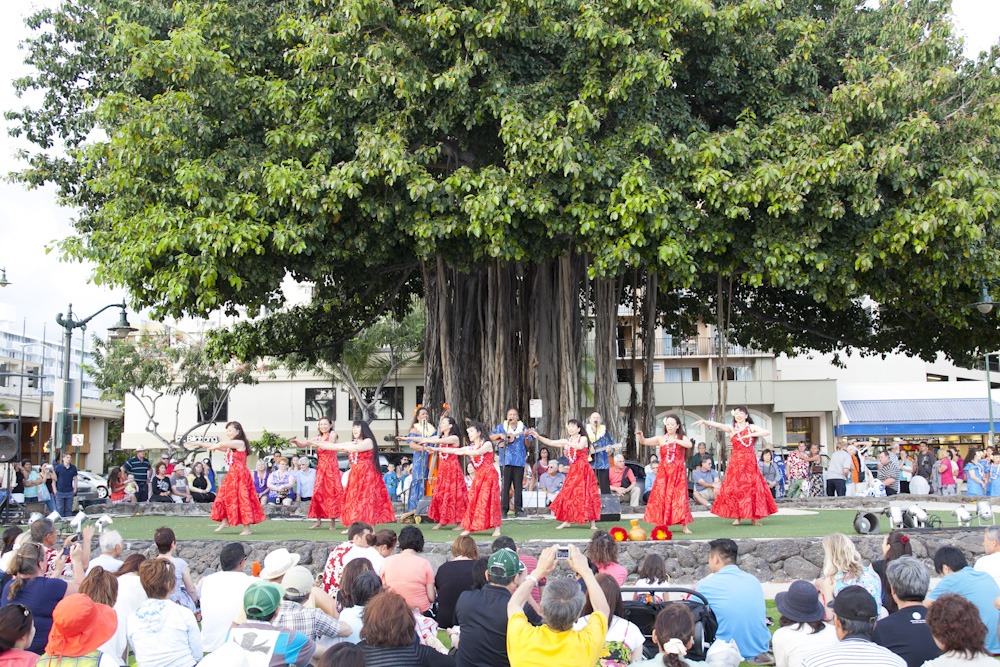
{"left": 802, "top": 636, "right": 906, "bottom": 667}
{"left": 878, "top": 457, "right": 901, "bottom": 489}
{"left": 124, "top": 456, "right": 151, "bottom": 484}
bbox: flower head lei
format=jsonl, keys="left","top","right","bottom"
{"left": 413, "top": 404, "right": 423, "bottom": 417}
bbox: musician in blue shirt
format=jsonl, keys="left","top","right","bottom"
{"left": 490, "top": 408, "right": 532, "bottom": 518}
{"left": 586, "top": 412, "right": 615, "bottom": 495}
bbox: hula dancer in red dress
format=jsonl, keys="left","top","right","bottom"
{"left": 693, "top": 405, "right": 777, "bottom": 526}
{"left": 206, "top": 421, "right": 265, "bottom": 536}
{"left": 637, "top": 413, "right": 693, "bottom": 534}
{"left": 289, "top": 416, "right": 344, "bottom": 530}
{"left": 427, "top": 421, "right": 501, "bottom": 537}
{"left": 336, "top": 421, "right": 396, "bottom": 530}
{"left": 399, "top": 415, "right": 468, "bottom": 530}
{"left": 530, "top": 419, "right": 601, "bottom": 530}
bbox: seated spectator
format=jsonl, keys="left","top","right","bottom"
{"left": 871, "top": 532, "right": 912, "bottom": 614}
{"left": 626, "top": 553, "right": 680, "bottom": 603}
{"left": 493, "top": 536, "right": 540, "bottom": 607}
{"left": 923, "top": 593, "right": 996, "bottom": 666}
{"left": 322, "top": 522, "right": 383, "bottom": 594}
{"left": 246, "top": 548, "right": 336, "bottom": 621}
{"left": 691, "top": 457, "right": 720, "bottom": 507}
{"left": 340, "top": 571, "right": 382, "bottom": 644}
{"left": 170, "top": 466, "right": 193, "bottom": 503}
{"left": 153, "top": 526, "right": 199, "bottom": 612}
{"left": 148, "top": 462, "right": 173, "bottom": 503}
{"left": 198, "top": 543, "right": 254, "bottom": 652}
{"left": 229, "top": 580, "right": 315, "bottom": 667}
{"left": 1, "top": 541, "right": 84, "bottom": 653}
{"left": 687, "top": 443, "right": 708, "bottom": 472}
{"left": 126, "top": 559, "right": 202, "bottom": 667}
{"left": 877, "top": 451, "right": 900, "bottom": 496}
{"left": 267, "top": 458, "right": 296, "bottom": 505}
{"left": 318, "top": 643, "right": 365, "bottom": 667}
{"left": 373, "top": 529, "right": 397, "bottom": 559}
{"left": 633, "top": 603, "right": 741, "bottom": 667}
{"left": 588, "top": 530, "right": 626, "bottom": 585}
{"left": 695, "top": 538, "right": 772, "bottom": 664}
{"left": 357, "top": 591, "right": 453, "bottom": 666}
{"left": 470, "top": 557, "right": 488, "bottom": 590}
{"left": 537, "top": 461, "right": 565, "bottom": 505}
{"left": 871, "top": 556, "right": 940, "bottom": 667}
{"left": 294, "top": 458, "right": 316, "bottom": 502}
{"left": 772, "top": 580, "right": 837, "bottom": 667}
{"left": 451, "top": 548, "right": 540, "bottom": 667}
{"left": 926, "top": 545, "right": 1000, "bottom": 654}
{"left": 815, "top": 533, "right": 882, "bottom": 618}
{"left": 275, "top": 566, "right": 351, "bottom": 643}
{"left": 337, "top": 559, "right": 374, "bottom": 614}
{"left": 79, "top": 566, "right": 127, "bottom": 666}
{"left": 644, "top": 453, "right": 659, "bottom": 478}
{"left": 381, "top": 526, "right": 435, "bottom": 614}
{"left": 573, "top": 573, "right": 644, "bottom": 664}
{"left": 31, "top": 519, "right": 91, "bottom": 579}
{"left": 801, "top": 586, "right": 904, "bottom": 667}
{"left": 35, "top": 594, "right": 118, "bottom": 667}
{"left": 643, "top": 461, "right": 657, "bottom": 504}
{"left": 505, "top": 545, "right": 608, "bottom": 667}
{"left": 973, "top": 525, "right": 1000, "bottom": 591}
{"left": 609, "top": 454, "right": 640, "bottom": 506}
{"left": 111, "top": 555, "right": 147, "bottom": 634}
{"left": 435, "top": 535, "right": 479, "bottom": 629}
{"left": 0, "top": 604, "right": 38, "bottom": 667}
{"left": 189, "top": 462, "right": 216, "bottom": 503}
{"left": 87, "top": 530, "right": 124, "bottom": 574}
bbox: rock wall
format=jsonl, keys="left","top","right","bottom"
{"left": 110, "top": 528, "right": 986, "bottom": 586}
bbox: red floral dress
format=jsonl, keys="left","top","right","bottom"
{"left": 462, "top": 448, "right": 501, "bottom": 532}
{"left": 210, "top": 447, "right": 266, "bottom": 526}
{"left": 711, "top": 427, "right": 778, "bottom": 520}
{"left": 550, "top": 439, "right": 602, "bottom": 523}
{"left": 308, "top": 443, "right": 344, "bottom": 520}
{"left": 644, "top": 441, "right": 694, "bottom": 527}
{"left": 342, "top": 446, "right": 396, "bottom": 525}
{"left": 428, "top": 442, "right": 468, "bottom": 525}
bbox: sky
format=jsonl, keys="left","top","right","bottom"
{"left": 0, "top": 0, "right": 998, "bottom": 342}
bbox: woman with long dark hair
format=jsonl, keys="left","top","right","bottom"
{"left": 637, "top": 414, "right": 693, "bottom": 534}
{"left": 693, "top": 406, "right": 777, "bottom": 526}
{"left": 0, "top": 603, "right": 37, "bottom": 667}
{"left": 530, "top": 419, "right": 601, "bottom": 530}
{"left": 871, "top": 531, "right": 912, "bottom": 614}
{"left": 402, "top": 416, "right": 467, "bottom": 530}
{"left": 189, "top": 462, "right": 216, "bottom": 503}
{"left": 289, "top": 415, "right": 345, "bottom": 530}
{"left": 337, "top": 421, "right": 396, "bottom": 528}
{"left": 428, "top": 421, "right": 500, "bottom": 537}
{"left": 206, "top": 421, "right": 266, "bottom": 535}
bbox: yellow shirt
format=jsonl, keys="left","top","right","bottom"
{"left": 506, "top": 610, "right": 608, "bottom": 667}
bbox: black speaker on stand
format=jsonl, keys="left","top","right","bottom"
{"left": 0, "top": 428, "right": 20, "bottom": 525}
{"left": 600, "top": 494, "right": 621, "bottom": 522}
{"left": 415, "top": 497, "right": 433, "bottom": 520}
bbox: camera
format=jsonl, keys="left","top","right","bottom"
{"left": 556, "top": 546, "right": 570, "bottom": 560}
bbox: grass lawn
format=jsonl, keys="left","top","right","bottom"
{"left": 94, "top": 509, "right": 877, "bottom": 543}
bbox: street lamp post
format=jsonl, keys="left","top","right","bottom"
{"left": 971, "top": 283, "right": 1000, "bottom": 448}
{"left": 54, "top": 301, "right": 136, "bottom": 461}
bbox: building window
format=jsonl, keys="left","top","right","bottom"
{"left": 350, "top": 387, "right": 404, "bottom": 421}
{"left": 926, "top": 373, "right": 948, "bottom": 382}
{"left": 652, "top": 363, "right": 662, "bottom": 372}
{"left": 786, "top": 416, "right": 816, "bottom": 447}
{"left": 616, "top": 368, "right": 634, "bottom": 383}
{"left": 664, "top": 368, "right": 699, "bottom": 382}
{"left": 718, "top": 366, "right": 753, "bottom": 381}
{"left": 305, "top": 388, "right": 336, "bottom": 422}
{"left": 0, "top": 363, "right": 8, "bottom": 388}
{"left": 416, "top": 386, "right": 424, "bottom": 408}
{"left": 197, "top": 390, "right": 229, "bottom": 424}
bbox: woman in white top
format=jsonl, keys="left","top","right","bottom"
{"left": 573, "top": 573, "right": 645, "bottom": 663}
{"left": 113, "top": 555, "right": 149, "bottom": 625}
{"left": 772, "top": 580, "right": 838, "bottom": 667}
{"left": 126, "top": 559, "right": 202, "bottom": 667}
{"left": 922, "top": 593, "right": 998, "bottom": 667}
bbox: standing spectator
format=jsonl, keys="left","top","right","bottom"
{"left": 691, "top": 457, "right": 720, "bottom": 507}
{"left": 964, "top": 450, "right": 986, "bottom": 497}
{"left": 356, "top": 591, "right": 452, "bottom": 666}
{"left": 86, "top": 531, "right": 124, "bottom": 574}
{"left": 988, "top": 450, "right": 1000, "bottom": 497}
{"left": 435, "top": 536, "right": 479, "bottom": 629}
{"left": 53, "top": 453, "right": 78, "bottom": 517}
{"left": 785, "top": 443, "right": 811, "bottom": 499}
{"left": 573, "top": 574, "right": 645, "bottom": 664}
{"left": 916, "top": 442, "right": 936, "bottom": 482}
{"left": 382, "top": 462, "right": 398, "bottom": 501}
{"left": 35, "top": 594, "right": 118, "bottom": 667}
{"left": 772, "top": 580, "right": 837, "bottom": 667}
{"left": 695, "top": 539, "right": 772, "bottom": 665}
{"left": 938, "top": 451, "right": 957, "bottom": 495}
{"left": 871, "top": 557, "right": 940, "bottom": 667}
{"left": 805, "top": 444, "right": 825, "bottom": 497}
{"left": 587, "top": 530, "right": 626, "bottom": 586}
{"left": 227, "top": 581, "right": 315, "bottom": 667}
{"left": 825, "top": 443, "right": 852, "bottom": 497}
{"left": 898, "top": 449, "right": 914, "bottom": 493}
{"left": 153, "top": 527, "right": 199, "bottom": 613}
{"left": 0, "top": 604, "right": 37, "bottom": 667}
{"left": 922, "top": 594, "right": 996, "bottom": 667}
{"left": 974, "top": 525, "right": 1000, "bottom": 590}
{"left": 801, "top": 586, "right": 904, "bottom": 667}
{"left": 381, "top": 526, "right": 435, "bottom": 614}
{"left": 339, "top": 571, "right": 382, "bottom": 644}
{"left": 199, "top": 543, "right": 253, "bottom": 652}
{"left": 452, "top": 548, "right": 540, "bottom": 667}
{"left": 294, "top": 458, "right": 316, "bottom": 503}
{"left": 870, "top": 532, "right": 911, "bottom": 614}
{"left": 126, "top": 559, "right": 202, "bottom": 667}
{"left": 21, "top": 460, "right": 42, "bottom": 506}
{"left": 505, "top": 545, "right": 608, "bottom": 667}
{"left": 643, "top": 461, "right": 657, "bottom": 504}
{"left": 877, "top": 451, "right": 900, "bottom": 496}
{"left": 925, "top": 546, "right": 1000, "bottom": 654}
{"left": 609, "top": 454, "right": 640, "bottom": 507}
{"left": 687, "top": 443, "right": 708, "bottom": 472}
{"left": 759, "top": 450, "right": 780, "bottom": 499}
{"left": 274, "top": 566, "right": 351, "bottom": 643}
{"left": 122, "top": 449, "right": 150, "bottom": 502}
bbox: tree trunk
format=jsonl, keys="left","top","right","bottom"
{"left": 716, "top": 274, "right": 729, "bottom": 468}
{"left": 593, "top": 276, "right": 621, "bottom": 442}
{"left": 422, "top": 261, "right": 444, "bottom": 413}
{"left": 641, "top": 271, "right": 657, "bottom": 454}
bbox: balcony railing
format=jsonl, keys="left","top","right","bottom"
{"left": 606, "top": 337, "right": 767, "bottom": 359}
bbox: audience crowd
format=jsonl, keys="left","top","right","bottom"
{"left": 3, "top": 515, "right": 1000, "bottom": 667}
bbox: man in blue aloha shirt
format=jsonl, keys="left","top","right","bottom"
{"left": 587, "top": 412, "right": 615, "bottom": 495}
{"left": 490, "top": 408, "right": 532, "bottom": 518}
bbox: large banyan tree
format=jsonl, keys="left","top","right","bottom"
{"left": 9, "top": 0, "right": 1000, "bottom": 440}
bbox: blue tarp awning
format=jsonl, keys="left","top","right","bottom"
{"left": 835, "top": 398, "right": 1000, "bottom": 436}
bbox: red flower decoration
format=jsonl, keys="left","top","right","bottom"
{"left": 609, "top": 526, "right": 628, "bottom": 542}
{"left": 651, "top": 525, "right": 673, "bottom": 541}
{"left": 442, "top": 402, "right": 451, "bottom": 412}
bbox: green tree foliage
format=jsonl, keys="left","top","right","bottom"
{"left": 87, "top": 333, "right": 259, "bottom": 455}
{"left": 9, "top": 0, "right": 1000, "bottom": 369}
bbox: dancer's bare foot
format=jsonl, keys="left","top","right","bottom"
{"left": 329, "top": 523, "right": 338, "bottom": 531}
{"left": 309, "top": 520, "right": 322, "bottom": 530}
{"left": 432, "top": 523, "right": 443, "bottom": 531}
{"left": 240, "top": 529, "right": 252, "bottom": 536}
{"left": 214, "top": 521, "right": 229, "bottom": 533}
{"left": 752, "top": 520, "right": 763, "bottom": 526}
{"left": 732, "top": 520, "right": 741, "bottom": 526}
{"left": 492, "top": 528, "right": 501, "bottom": 537}
{"left": 460, "top": 530, "right": 471, "bottom": 537}
{"left": 589, "top": 522, "right": 598, "bottom": 530}
{"left": 341, "top": 529, "right": 349, "bottom": 534}
{"left": 682, "top": 526, "right": 693, "bottom": 534}
{"left": 556, "top": 522, "right": 571, "bottom": 530}
{"left": 452, "top": 526, "right": 462, "bottom": 531}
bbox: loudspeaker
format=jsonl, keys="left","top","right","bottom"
{"left": 600, "top": 494, "right": 621, "bottom": 522}
{"left": 0, "top": 419, "right": 18, "bottom": 463}
{"left": 415, "top": 497, "right": 432, "bottom": 519}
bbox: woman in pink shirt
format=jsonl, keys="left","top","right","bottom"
{"left": 587, "top": 530, "right": 627, "bottom": 585}
{"left": 938, "top": 451, "right": 957, "bottom": 495}
{"left": 380, "top": 526, "right": 435, "bottom": 613}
